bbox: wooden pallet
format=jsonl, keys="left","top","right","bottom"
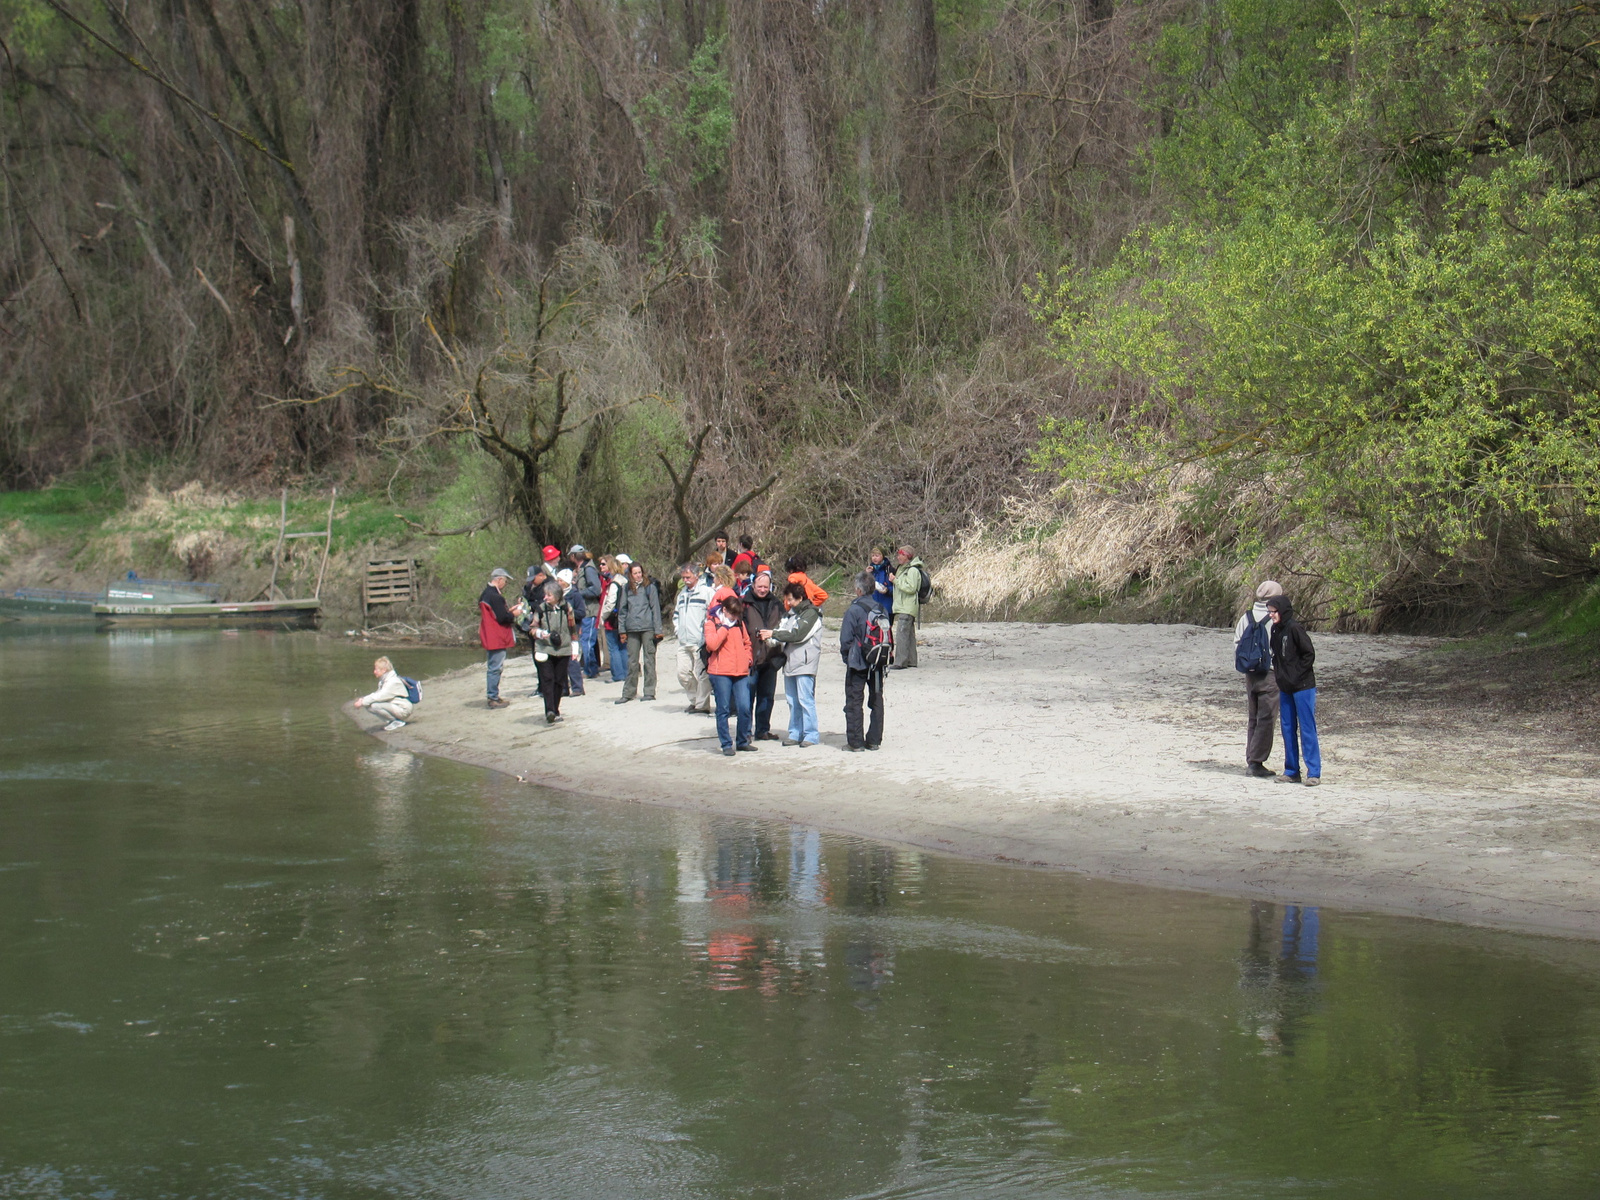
{"left": 363, "top": 559, "right": 417, "bottom": 616}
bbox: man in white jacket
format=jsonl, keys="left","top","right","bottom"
{"left": 673, "top": 562, "right": 714, "bottom": 714}
{"left": 355, "top": 656, "right": 414, "bottom": 731}
{"left": 1234, "top": 581, "right": 1282, "bottom": 777}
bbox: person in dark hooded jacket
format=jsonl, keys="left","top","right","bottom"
{"left": 741, "top": 568, "right": 786, "bottom": 740}
{"left": 1265, "top": 595, "right": 1320, "bottom": 785}
{"left": 838, "top": 571, "right": 889, "bottom": 751}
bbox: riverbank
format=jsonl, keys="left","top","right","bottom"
{"left": 350, "top": 621, "right": 1600, "bottom": 939}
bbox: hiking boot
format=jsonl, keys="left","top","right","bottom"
{"left": 755, "top": 732, "right": 779, "bottom": 741}
{"left": 782, "top": 738, "right": 800, "bottom": 747}
{"left": 864, "top": 743, "right": 881, "bottom": 751}
{"left": 545, "top": 713, "right": 558, "bottom": 725}
{"left": 642, "top": 695, "right": 655, "bottom": 701}
{"left": 844, "top": 744, "right": 864, "bottom": 753}
{"left": 487, "top": 698, "right": 510, "bottom": 709}
{"left": 1304, "top": 776, "right": 1321, "bottom": 787}
{"left": 800, "top": 740, "right": 819, "bottom": 748}
{"left": 1248, "top": 763, "right": 1274, "bottom": 778}
{"left": 614, "top": 697, "right": 633, "bottom": 705}
{"left": 736, "top": 743, "right": 757, "bottom": 752}
{"left": 1275, "top": 773, "right": 1300, "bottom": 784}
{"left": 722, "top": 747, "right": 736, "bottom": 757}
{"left": 383, "top": 720, "right": 407, "bottom": 732}
{"left": 685, "top": 705, "right": 700, "bottom": 714}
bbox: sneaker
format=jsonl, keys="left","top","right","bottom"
{"left": 1304, "top": 776, "right": 1321, "bottom": 787}
{"left": 383, "top": 719, "right": 407, "bottom": 732}
{"left": 685, "top": 705, "right": 700, "bottom": 714}
{"left": 844, "top": 744, "right": 864, "bottom": 753}
{"left": 1275, "top": 773, "right": 1300, "bottom": 784}
{"left": 782, "top": 738, "right": 800, "bottom": 747}
{"left": 864, "top": 743, "right": 880, "bottom": 751}
{"left": 800, "top": 740, "right": 819, "bottom": 748}
{"left": 487, "top": 698, "right": 510, "bottom": 710}
{"left": 1248, "top": 763, "right": 1274, "bottom": 778}
{"left": 642, "top": 695, "right": 656, "bottom": 701}
{"left": 722, "top": 747, "right": 736, "bottom": 757}
{"left": 614, "top": 698, "right": 633, "bottom": 705}
{"left": 736, "top": 744, "right": 757, "bottom": 752}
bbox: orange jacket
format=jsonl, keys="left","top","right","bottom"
{"left": 788, "top": 571, "right": 828, "bottom": 608}
{"left": 703, "top": 613, "right": 753, "bottom": 676}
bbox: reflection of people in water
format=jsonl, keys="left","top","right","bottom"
{"left": 1237, "top": 902, "right": 1321, "bottom": 1054}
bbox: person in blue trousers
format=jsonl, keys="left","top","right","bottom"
{"left": 1265, "top": 595, "right": 1320, "bottom": 785}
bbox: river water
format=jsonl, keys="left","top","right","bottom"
{"left": 3, "top": 627, "right": 1600, "bottom": 1198}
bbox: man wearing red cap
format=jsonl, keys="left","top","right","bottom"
{"left": 542, "top": 544, "right": 561, "bottom": 567}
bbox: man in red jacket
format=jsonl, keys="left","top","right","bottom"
{"left": 479, "top": 567, "right": 522, "bottom": 709}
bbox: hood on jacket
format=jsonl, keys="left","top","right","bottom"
{"left": 1264, "top": 595, "right": 1293, "bottom": 621}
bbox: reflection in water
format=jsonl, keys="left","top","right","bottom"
{"left": 1239, "top": 901, "right": 1323, "bottom": 1054}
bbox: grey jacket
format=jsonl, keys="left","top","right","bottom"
{"left": 618, "top": 580, "right": 662, "bottom": 635}
{"left": 769, "top": 600, "right": 823, "bottom": 677}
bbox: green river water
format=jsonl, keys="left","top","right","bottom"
{"left": 3, "top": 627, "right": 1600, "bottom": 1198}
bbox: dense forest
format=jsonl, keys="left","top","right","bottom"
{"left": 4, "top": 0, "right": 1600, "bottom": 625}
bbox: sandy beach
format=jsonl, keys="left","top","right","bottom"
{"left": 351, "top": 621, "right": 1600, "bottom": 939}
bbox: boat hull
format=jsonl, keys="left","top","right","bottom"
{"left": 92, "top": 599, "right": 321, "bottom": 627}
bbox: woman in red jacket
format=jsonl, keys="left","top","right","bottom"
{"left": 703, "top": 595, "right": 754, "bottom": 756}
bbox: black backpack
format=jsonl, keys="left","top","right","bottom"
{"left": 916, "top": 567, "right": 934, "bottom": 605}
{"left": 1235, "top": 612, "right": 1272, "bottom": 674}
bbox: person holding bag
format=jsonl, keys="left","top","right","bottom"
{"left": 704, "top": 594, "right": 755, "bottom": 756}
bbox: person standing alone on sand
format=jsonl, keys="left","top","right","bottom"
{"left": 840, "top": 571, "right": 890, "bottom": 751}
{"left": 1236, "top": 581, "right": 1282, "bottom": 778}
{"left": 479, "top": 568, "right": 522, "bottom": 710}
{"left": 1265, "top": 594, "right": 1320, "bottom": 786}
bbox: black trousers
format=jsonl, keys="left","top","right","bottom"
{"left": 536, "top": 654, "right": 567, "bottom": 716}
{"left": 750, "top": 660, "right": 782, "bottom": 736}
{"left": 844, "top": 666, "right": 884, "bottom": 748}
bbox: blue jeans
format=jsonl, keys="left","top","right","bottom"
{"left": 710, "top": 672, "right": 752, "bottom": 750}
{"left": 485, "top": 648, "right": 507, "bottom": 700}
{"left": 605, "top": 627, "right": 627, "bottom": 681}
{"left": 567, "top": 651, "right": 584, "bottom": 694}
{"left": 1279, "top": 687, "right": 1320, "bottom": 779}
{"left": 579, "top": 617, "right": 599, "bottom": 678}
{"left": 784, "top": 674, "right": 819, "bottom": 744}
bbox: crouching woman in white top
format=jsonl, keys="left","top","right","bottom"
{"left": 355, "top": 656, "right": 413, "bottom": 730}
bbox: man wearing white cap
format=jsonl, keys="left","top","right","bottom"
{"left": 1234, "top": 579, "right": 1282, "bottom": 777}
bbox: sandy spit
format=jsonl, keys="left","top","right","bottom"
{"left": 349, "top": 622, "right": 1600, "bottom": 939}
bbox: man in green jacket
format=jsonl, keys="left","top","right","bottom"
{"left": 890, "top": 545, "right": 924, "bottom": 669}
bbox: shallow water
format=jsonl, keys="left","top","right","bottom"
{"left": 3, "top": 627, "right": 1599, "bottom": 1199}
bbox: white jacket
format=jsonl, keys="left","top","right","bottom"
{"left": 674, "top": 580, "right": 714, "bottom": 646}
{"left": 361, "top": 669, "right": 413, "bottom": 716}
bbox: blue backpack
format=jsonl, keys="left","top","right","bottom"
{"left": 402, "top": 677, "right": 422, "bottom": 704}
{"left": 1235, "top": 613, "right": 1271, "bottom": 674}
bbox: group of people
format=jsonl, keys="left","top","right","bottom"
{"left": 359, "top": 542, "right": 1325, "bottom": 784}
{"left": 1234, "top": 581, "right": 1321, "bottom": 785}
{"left": 461, "top": 533, "right": 931, "bottom": 753}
